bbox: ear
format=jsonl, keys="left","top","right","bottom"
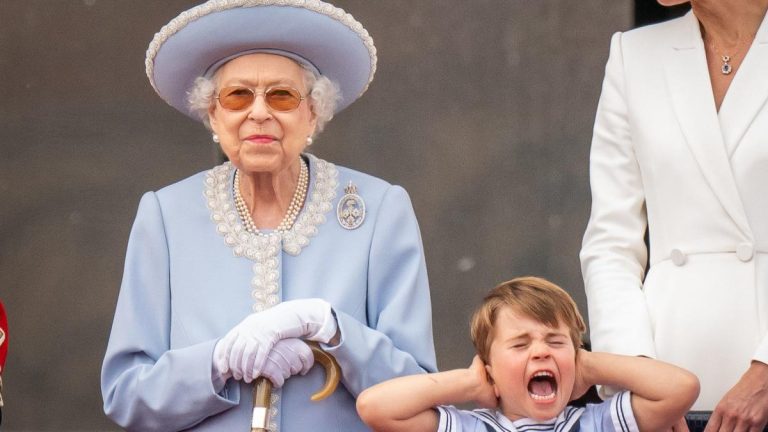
{"left": 308, "top": 105, "right": 318, "bottom": 136}
{"left": 303, "top": 119, "right": 317, "bottom": 149}
{"left": 207, "top": 104, "right": 219, "bottom": 132}
{"left": 485, "top": 364, "right": 501, "bottom": 398}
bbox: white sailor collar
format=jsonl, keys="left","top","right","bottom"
{"left": 469, "top": 406, "right": 585, "bottom": 432}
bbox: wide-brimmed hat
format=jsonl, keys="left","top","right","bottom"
{"left": 145, "top": 0, "right": 377, "bottom": 120}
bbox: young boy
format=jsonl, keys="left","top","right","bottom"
{"left": 357, "top": 276, "right": 699, "bottom": 432}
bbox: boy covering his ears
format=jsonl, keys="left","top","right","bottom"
{"left": 357, "top": 277, "right": 699, "bottom": 431}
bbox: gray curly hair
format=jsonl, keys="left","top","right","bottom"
{"left": 187, "top": 64, "right": 341, "bottom": 136}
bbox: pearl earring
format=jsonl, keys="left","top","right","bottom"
{"left": 306, "top": 136, "right": 313, "bottom": 146}
{"left": 212, "top": 133, "right": 220, "bottom": 143}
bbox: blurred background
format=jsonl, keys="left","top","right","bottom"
{"left": 0, "top": 0, "right": 688, "bottom": 430}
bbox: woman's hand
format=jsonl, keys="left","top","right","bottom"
{"left": 468, "top": 356, "right": 497, "bottom": 409}
{"left": 704, "top": 361, "right": 768, "bottom": 432}
{"left": 259, "top": 338, "right": 314, "bottom": 386}
{"left": 213, "top": 299, "right": 337, "bottom": 381}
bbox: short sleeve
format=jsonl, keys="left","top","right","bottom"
{"left": 581, "top": 390, "right": 639, "bottom": 432}
{"left": 435, "top": 405, "right": 486, "bottom": 432}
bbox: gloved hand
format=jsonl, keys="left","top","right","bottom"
{"left": 213, "top": 299, "right": 336, "bottom": 381}
{"left": 212, "top": 339, "right": 314, "bottom": 386}
{"left": 259, "top": 338, "right": 314, "bottom": 386}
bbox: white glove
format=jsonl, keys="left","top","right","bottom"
{"left": 214, "top": 339, "right": 313, "bottom": 386}
{"left": 259, "top": 338, "right": 314, "bottom": 386}
{"left": 213, "top": 299, "right": 336, "bottom": 381}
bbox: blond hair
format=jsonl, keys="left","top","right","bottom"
{"left": 470, "top": 276, "right": 586, "bottom": 363}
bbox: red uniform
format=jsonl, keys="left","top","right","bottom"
{"left": 1, "top": 299, "right": 7, "bottom": 423}
{"left": 0, "top": 300, "right": 7, "bottom": 371}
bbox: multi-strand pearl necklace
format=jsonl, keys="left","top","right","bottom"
{"left": 233, "top": 157, "right": 309, "bottom": 235}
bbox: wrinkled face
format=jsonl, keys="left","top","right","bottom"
{"left": 208, "top": 53, "right": 317, "bottom": 174}
{"left": 486, "top": 307, "right": 576, "bottom": 421}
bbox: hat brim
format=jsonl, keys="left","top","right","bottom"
{"left": 147, "top": 1, "right": 376, "bottom": 120}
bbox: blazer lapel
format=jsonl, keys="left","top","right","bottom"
{"left": 718, "top": 12, "right": 768, "bottom": 156}
{"left": 664, "top": 11, "right": 752, "bottom": 237}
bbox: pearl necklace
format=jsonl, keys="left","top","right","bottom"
{"left": 233, "top": 157, "right": 309, "bottom": 235}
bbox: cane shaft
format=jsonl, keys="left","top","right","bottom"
{"left": 249, "top": 342, "right": 341, "bottom": 431}
{"left": 251, "top": 378, "right": 272, "bottom": 432}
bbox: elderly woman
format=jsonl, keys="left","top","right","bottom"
{"left": 100, "top": 1, "right": 436, "bottom": 431}
{"left": 580, "top": 0, "right": 768, "bottom": 430}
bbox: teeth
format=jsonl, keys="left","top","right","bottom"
{"left": 528, "top": 371, "right": 557, "bottom": 401}
{"left": 529, "top": 392, "right": 556, "bottom": 401}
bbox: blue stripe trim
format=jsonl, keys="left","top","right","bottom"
{"left": 473, "top": 410, "right": 514, "bottom": 432}
{"left": 616, "top": 391, "right": 630, "bottom": 432}
{"left": 438, "top": 406, "right": 453, "bottom": 432}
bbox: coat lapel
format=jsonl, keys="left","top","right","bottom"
{"left": 664, "top": 11, "right": 752, "bottom": 237}
{"left": 718, "top": 12, "right": 768, "bottom": 156}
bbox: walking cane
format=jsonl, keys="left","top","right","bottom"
{"left": 251, "top": 342, "right": 341, "bottom": 431}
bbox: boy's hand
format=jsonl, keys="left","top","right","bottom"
{"left": 669, "top": 416, "right": 690, "bottom": 432}
{"left": 469, "top": 356, "right": 498, "bottom": 409}
{"left": 570, "top": 349, "right": 592, "bottom": 401}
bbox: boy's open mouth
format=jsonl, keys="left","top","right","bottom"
{"left": 528, "top": 370, "right": 557, "bottom": 401}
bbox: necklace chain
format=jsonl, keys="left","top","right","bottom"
{"left": 707, "top": 34, "right": 751, "bottom": 76}
{"left": 233, "top": 157, "right": 309, "bottom": 235}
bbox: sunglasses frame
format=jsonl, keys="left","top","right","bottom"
{"left": 215, "top": 85, "right": 306, "bottom": 113}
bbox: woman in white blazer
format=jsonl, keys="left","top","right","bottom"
{"left": 580, "top": 0, "right": 768, "bottom": 430}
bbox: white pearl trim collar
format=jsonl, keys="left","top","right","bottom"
{"left": 203, "top": 153, "right": 338, "bottom": 431}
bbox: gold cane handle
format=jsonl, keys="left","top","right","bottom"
{"left": 251, "top": 342, "right": 341, "bottom": 431}
{"left": 308, "top": 342, "right": 341, "bottom": 401}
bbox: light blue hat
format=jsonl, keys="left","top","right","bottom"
{"left": 145, "top": 0, "right": 377, "bottom": 120}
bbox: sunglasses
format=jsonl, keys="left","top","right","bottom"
{"left": 216, "top": 85, "right": 306, "bottom": 112}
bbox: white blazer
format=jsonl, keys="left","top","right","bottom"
{"left": 581, "top": 11, "right": 768, "bottom": 409}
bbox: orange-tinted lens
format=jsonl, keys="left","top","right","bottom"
{"left": 218, "top": 86, "right": 255, "bottom": 111}
{"left": 217, "top": 86, "right": 303, "bottom": 112}
{"left": 265, "top": 87, "right": 302, "bottom": 111}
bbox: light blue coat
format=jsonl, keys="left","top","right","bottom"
{"left": 101, "top": 155, "right": 437, "bottom": 431}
